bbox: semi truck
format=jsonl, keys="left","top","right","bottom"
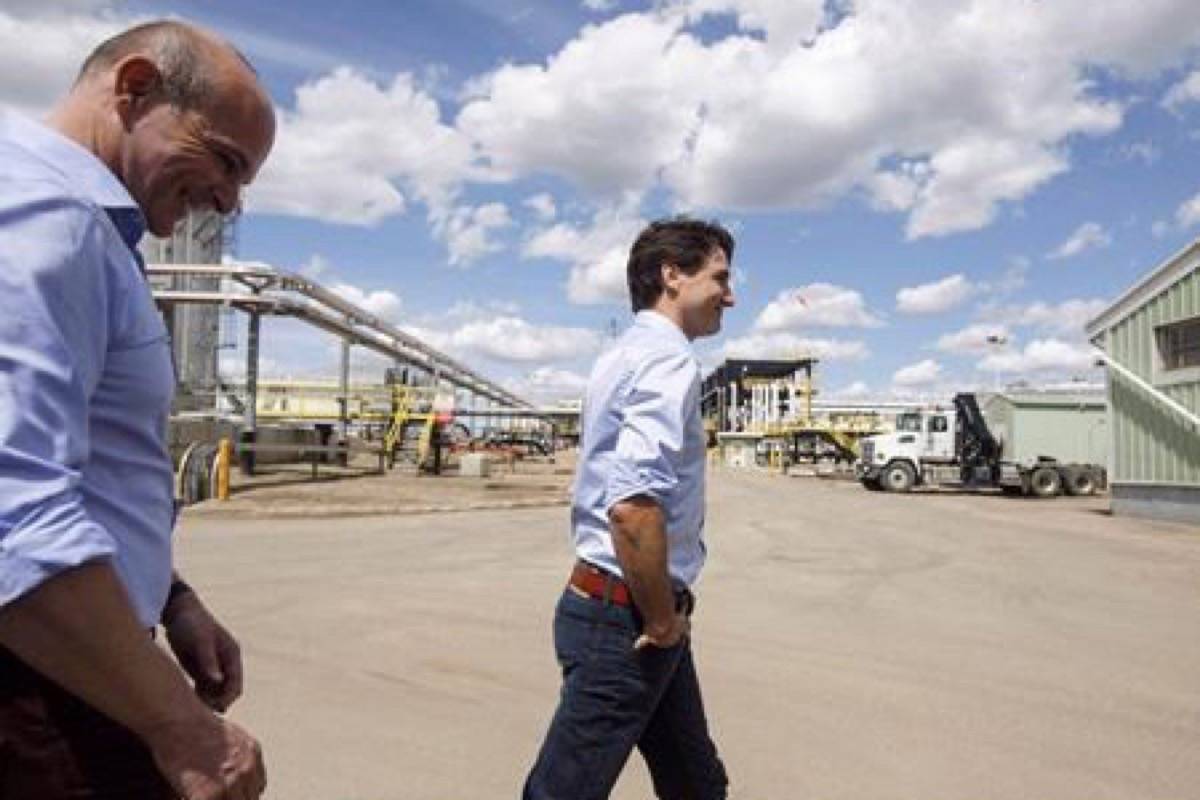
{"left": 855, "top": 392, "right": 1108, "bottom": 497}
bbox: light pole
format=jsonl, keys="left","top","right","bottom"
{"left": 985, "top": 334, "right": 1008, "bottom": 393}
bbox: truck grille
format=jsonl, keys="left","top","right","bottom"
{"left": 861, "top": 440, "right": 874, "bottom": 463}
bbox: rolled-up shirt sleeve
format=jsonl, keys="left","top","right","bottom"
{"left": 0, "top": 197, "right": 118, "bottom": 607}
{"left": 604, "top": 348, "right": 698, "bottom": 512}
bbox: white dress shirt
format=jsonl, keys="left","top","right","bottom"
{"left": 570, "top": 310, "right": 708, "bottom": 587}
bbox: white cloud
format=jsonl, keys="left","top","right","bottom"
{"left": 524, "top": 193, "right": 558, "bottom": 221}
{"left": 15, "top": 1, "right": 1200, "bottom": 248}
{"left": 666, "top": 1, "right": 1154, "bottom": 237}
{"left": 896, "top": 273, "right": 974, "bottom": 314}
{"left": 0, "top": 6, "right": 128, "bottom": 117}
{"left": 721, "top": 331, "right": 869, "bottom": 361}
{"left": 979, "top": 299, "right": 1109, "bottom": 337}
{"left": 3, "top": 1, "right": 115, "bottom": 14}
{"left": 978, "top": 339, "right": 1100, "bottom": 374}
{"left": 406, "top": 315, "right": 602, "bottom": 364}
{"left": 1047, "top": 221, "right": 1112, "bottom": 259}
{"left": 441, "top": 299, "right": 523, "bottom": 322}
{"left": 219, "top": 316, "right": 344, "bottom": 381}
{"left": 892, "top": 359, "right": 942, "bottom": 387}
{"left": 1175, "top": 191, "right": 1200, "bottom": 229}
{"left": 902, "top": 141, "right": 1072, "bottom": 239}
{"left": 457, "top": 13, "right": 710, "bottom": 197}
{"left": 582, "top": 0, "right": 618, "bottom": 11}
{"left": 219, "top": 350, "right": 286, "bottom": 381}
{"left": 522, "top": 201, "right": 646, "bottom": 305}
{"left": 753, "top": 284, "right": 883, "bottom": 331}
{"left": 829, "top": 380, "right": 871, "bottom": 400}
{"left": 676, "top": 0, "right": 827, "bottom": 52}
{"left": 431, "top": 202, "right": 513, "bottom": 266}
{"left": 866, "top": 166, "right": 924, "bottom": 212}
{"left": 247, "top": 67, "right": 478, "bottom": 226}
{"left": 506, "top": 366, "right": 590, "bottom": 404}
{"left": 1119, "top": 141, "right": 1160, "bottom": 165}
{"left": 329, "top": 282, "right": 402, "bottom": 320}
{"left": 457, "top": 1, "right": 1200, "bottom": 239}
{"left": 987, "top": 258, "right": 1030, "bottom": 295}
{"left": 299, "top": 254, "right": 331, "bottom": 279}
{"left": 936, "top": 324, "right": 1013, "bottom": 355}
{"left": 1163, "top": 70, "right": 1200, "bottom": 113}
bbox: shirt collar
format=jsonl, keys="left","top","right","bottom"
{"left": 634, "top": 309, "right": 693, "bottom": 349}
{"left": 3, "top": 111, "right": 146, "bottom": 251}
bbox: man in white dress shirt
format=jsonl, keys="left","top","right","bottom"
{"left": 523, "top": 217, "right": 737, "bottom": 800}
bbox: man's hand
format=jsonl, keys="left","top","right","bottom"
{"left": 610, "top": 496, "right": 687, "bottom": 651}
{"left": 0, "top": 564, "right": 265, "bottom": 799}
{"left": 634, "top": 610, "right": 690, "bottom": 650}
{"left": 149, "top": 714, "right": 266, "bottom": 800}
{"left": 164, "top": 589, "right": 243, "bottom": 712}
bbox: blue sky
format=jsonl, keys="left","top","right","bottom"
{"left": 4, "top": 0, "right": 1200, "bottom": 403}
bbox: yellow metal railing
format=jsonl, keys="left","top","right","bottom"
{"left": 742, "top": 416, "right": 886, "bottom": 459}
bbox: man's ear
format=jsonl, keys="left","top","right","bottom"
{"left": 661, "top": 262, "right": 681, "bottom": 296}
{"left": 113, "top": 55, "right": 162, "bottom": 125}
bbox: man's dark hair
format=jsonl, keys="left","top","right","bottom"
{"left": 627, "top": 217, "right": 734, "bottom": 312}
{"left": 75, "top": 20, "right": 253, "bottom": 110}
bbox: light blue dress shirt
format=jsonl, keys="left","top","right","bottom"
{"left": 571, "top": 310, "right": 708, "bottom": 587}
{"left": 0, "top": 112, "right": 177, "bottom": 628}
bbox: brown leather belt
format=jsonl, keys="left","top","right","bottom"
{"left": 569, "top": 561, "right": 632, "bottom": 606}
{"left": 568, "top": 561, "right": 695, "bottom": 615}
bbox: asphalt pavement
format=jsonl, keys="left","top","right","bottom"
{"left": 175, "top": 467, "right": 1200, "bottom": 799}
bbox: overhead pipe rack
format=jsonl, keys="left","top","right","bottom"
{"left": 147, "top": 261, "right": 531, "bottom": 410}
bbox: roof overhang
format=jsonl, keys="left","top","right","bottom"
{"left": 1086, "top": 237, "right": 1200, "bottom": 342}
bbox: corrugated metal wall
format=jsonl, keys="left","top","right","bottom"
{"left": 141, "top": 210, "right": 227, "bottom": 412}
{"left": 1011, "top": 405, "right": 1108, "bottom": 465}
{"left": 983, "top": 395, "right": 1107, "bottom": 464}
{"left": 1103, "top": 264, "right": 1200, "bottom": 485}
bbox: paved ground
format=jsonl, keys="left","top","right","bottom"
{"left": 187, "top": 453, "right": 572, "bottom": 518}
{"left": 176, "top": 468, "right": 1200, "bottom": 799}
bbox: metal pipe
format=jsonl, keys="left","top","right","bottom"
{"left": 1098, "top": 353, "right": 1200, "bottom": 433}
{"left": 147, "top": 262, "right": 530, "bottom": 408}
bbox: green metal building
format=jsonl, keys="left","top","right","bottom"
{"left": 981, "top": 392, "right": 1107, "bottom": 466}
{"left": 1087, "top": 238, "right": 1200, "bottom": 525}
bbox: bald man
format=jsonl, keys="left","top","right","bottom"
{"left": 0, "top": 21, "right": 274, "bottom": 800}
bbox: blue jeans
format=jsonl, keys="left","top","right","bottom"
{"left": 523, "top": 588, "right": 728, "bottom": 800}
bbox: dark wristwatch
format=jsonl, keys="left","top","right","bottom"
{"left": 161, "top": 578, "right": 195, "bottom": 624}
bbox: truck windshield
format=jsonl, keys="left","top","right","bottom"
{"left": 896, "top": 414, "right": 923, "bottom": 432}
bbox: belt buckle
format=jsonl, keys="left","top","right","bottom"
{"left": 601, "top": 575, "right": 615, "bottom": 606}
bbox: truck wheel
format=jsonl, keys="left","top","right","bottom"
{"left": 1064, "top": 468, "right": 1097, "bottom": 496}
{"left": 861, "top": 477, "right": 883, "bottom": 491}
{"left": 882, "top": 461, "right": 915, "bottom": 493}
{"left": 1029, "top": 466, "right": 1062, "bottom": 498}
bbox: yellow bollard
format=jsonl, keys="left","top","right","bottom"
{"left": 217, "top": 438, "right": 232, "bottom": 501}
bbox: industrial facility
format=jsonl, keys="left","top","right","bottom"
{"left": 1088, "top": 237, "right": 1200, "bottom": 525}
{"left": 143, "top": 213, "right": 1197, "bottom": 525}
{"left": 700, "top": 358, "right": 899, "bottom": 467}
{"left": 141, "top": 211, "right": 549, "bottom": 501}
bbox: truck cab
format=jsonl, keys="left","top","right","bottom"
{"left": 857, "top": 409, "right": 955, "bottom": 491}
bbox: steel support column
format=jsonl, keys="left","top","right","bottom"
{"left": 241, "top": 304, "right": 260, "bottom": 475}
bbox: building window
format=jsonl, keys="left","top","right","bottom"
{"left": 1157, "top": 317, "right": 1200, "bottom": 370}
